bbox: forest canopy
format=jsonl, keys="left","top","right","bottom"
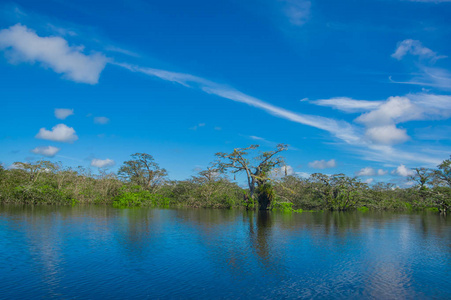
{"left": 1, "top": 147, "right": 449, "bottom": 214}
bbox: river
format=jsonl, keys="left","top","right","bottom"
{"left": 0, "top": 205, "right": 450, "bottom": 299}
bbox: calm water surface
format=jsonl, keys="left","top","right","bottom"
{"left": 0, "top": 206, "right": 450, "bottom": 299}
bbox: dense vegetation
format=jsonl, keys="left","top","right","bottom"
{"left": 0, "top": 146, "right": 450, "bottom": 214}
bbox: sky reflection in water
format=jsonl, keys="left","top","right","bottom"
{"left": 0, "top": 206, "right": 450, "bottom": 299}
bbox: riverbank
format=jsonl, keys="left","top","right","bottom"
{"left": 1, "top": 158, "right": 449, "bottom": 213}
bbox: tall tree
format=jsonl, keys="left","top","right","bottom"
{"left": 13, "top": 161, "right": 57, "bottom": 183}
{"left": 215, "top": 144, "right": 288, "bottom": 210}
{"left": 433, "top": 156, "right": 451, "bottom": 188}
{"left": 118, "top": 153, "right": 167, "bottom": 192}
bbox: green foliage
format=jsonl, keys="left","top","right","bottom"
{"left": 118, "top": 153, "right": 167, "bottom": 192}
{"left": 357, "top": 206, "right": 369, "bottom": 212}
{"left": 256, "top": 182, "right": 274, "bottom": 210}
{"left": 0, "top": 154, "right": 450, "bottom": 214}
{"left": 272, "top": 201, "right": 303, "bottom": 213}
{"left": 113, "top": 186, "right": 171, "bottom": 208}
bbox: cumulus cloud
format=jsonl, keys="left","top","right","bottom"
{"left": 377, "top": 169, "right": 388, "bottom": 176}
{"left": 364, "top": 125, "right": 410, "bottom": 145}
{"left": 356, "top": 96, "right": 418, "bottom": 127}
{"left": 356, "top": 167, "right": 376, "bottom": 176}
{"left": 94, "top": 116, "right": 109, "bottom": 124}
{"left": 364, "top": 178, "right": 374, "bottom": 184}
{"left": 308, "top": 159, "right": 336, "bottom": 169}
{"left": 54, "top": 108, "right": 74, "bottom": 120}
{"left": 91, "top": 158, "right": 115, "bottom": 168}
{"left": 31, "top": 145, "right": 60, "bottom": 157}
{"left": 391, "top": 164, "right": 415, "bottom": 177}
{"left": 0, "top": 24, "right": 108, "bottom": 84}
{"left": 35, "top": 124, "right": 78, "bottom": 143}
{"left": 356, "top": 167, "right": 388, "bottom": 176}
{"left": 392, "top": 39, "right": 445, "bottom": 61}
{"left": 353, "top": 94, "right": 451, "bottom": 145}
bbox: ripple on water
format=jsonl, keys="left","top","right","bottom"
{"left": 0, "top": 207, "right": 450, "bottom": 299}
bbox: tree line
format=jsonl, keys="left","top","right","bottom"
{"left": 0, "top": 145, "right": 450, "bottom": 214}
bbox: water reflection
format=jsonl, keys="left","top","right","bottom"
{"left": 0, "top": 205, "right": 450, "bottom": 299}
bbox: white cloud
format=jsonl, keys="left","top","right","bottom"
{"left": 390, "top": 39, "right": 450, "bottom": 90}
{"left": 296, "top": 171, "right": 310, "bottom": 178}
{"left": 35, "top": 124, "right": 78, "bottom": 143}
{"left": 281, "top": 0, "right": 311, "bottom": 26}
{"left": 391, "top": 164, "right": 415, "bottom": 177}
{"left": 364, "top": 125, "right": 410, "bottom": 145}
{"left": 356, "top": 167, "right": 376, "bottom": 176}
{"left": 364, "top": 178, "right": 374, "bottom": 184}
{"left": 54, "top": 108, "right": 74, "bottom": 120}
{"left": 270, "top": 165, "right": 295, "bottom": 178}
{"left": 377, "top": 169, "right": 388, "bottom": 176}
{"left": 105, "top": 45, "right": 139, "bottom": 57}
{"left": 356, "top": 167, "right": 388, "bottom": 176}
{"left": 354, "top": 94, "right": 451, "bottom": 145}
{"left": 356, "top": 96, "right": 418, "bottom": 127}
{"left": 311, "top": 97, "right": 383, "bottom": 113}
{"left": 308, "top": 159, "right": 336, "bottom": 169}
{"left": 31, "top": 146, "right": 60, "bottom": 157}
{"left": 94, "top": 116, "right": 109, "bottom": 124}
{"left": 91, "top": 158, "right": 115, "bottom": 168}
{"left": 392, "top": 39, "right": 445, "bottom": 61}
{"left": 112, "top": 62, "right": 442, "bottom": 166}
{"left": 0, "top": 24, "right": 108, "bottom": 84}
{"left": 114, "top": 62, "right": 361, "bottom": 145}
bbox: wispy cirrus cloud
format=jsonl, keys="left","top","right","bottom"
{"left": 311, "top": 97, "right": 383, "bottom": 113}
{"left": 390, "top": 39, "right": 451, "bottom": 90}
{"left": 392, "top": 39, "right": 446, "bottom": 61}
{"left": 94, "top": 116, "right": 109, "bottom": 124}
{"left": 0, "top": 24, "right": 108, "bottom": 84}
{"left": 1, "top": 23, "right": 444, "bottom": 166}
{"left": 114, "top": 61, "right": 361, "bottom": 146}
{"left": 114, "top": 60, "right": 447, "bottom": 165}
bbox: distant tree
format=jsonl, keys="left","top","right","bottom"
{"left": 118, "top": 153, "right": 167, "bottom": 192}
{"left": 433, "top": 156, "right": 451, "bottom": 188}
{"left": 12, "top": 161, "right": 57, "bottom": 183}
{"left": 197, "top": 166, "right": 221, "bottom": 182}
{"left": 430, "top": 156, "right": 451, "bottom": 214}
{"left": 215, "top": 144, "right": 288, "bottom": 210}
{"left": 410, "top": 168, "right": 433, "bottom": 191}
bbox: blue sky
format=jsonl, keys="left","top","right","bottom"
{"left": 0, "top": 0, "right": 450, "bottom": 185}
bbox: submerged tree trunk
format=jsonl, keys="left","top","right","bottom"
{"left": 257, "top": 182, "right": 274, "bottom": 210}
